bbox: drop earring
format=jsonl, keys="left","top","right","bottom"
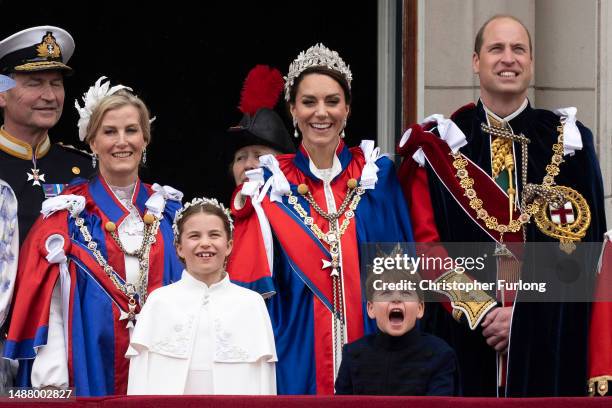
{"left": 91, "top": 153, "right": 97, "bottom": 168}
{"left": 293, "top": 117, "right": 299, "bottom": 138}
{"left": 142, "top": 148, "right": 147, "bottom": 164}
{"left": 341, "top": 119, "right": 347, "bottom": 138}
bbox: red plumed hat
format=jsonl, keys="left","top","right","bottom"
{"left": 238, "top": 65, "right": 284, "bottom": 115}
{"left": 228, "top": 65, "right": 294, "bottom": 154}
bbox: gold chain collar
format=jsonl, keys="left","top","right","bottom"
{"left": 286, "top": 178, "right": 364, "bottom": 349}
{"left": 452, "top": 123, "right": 563, "bottom": 238}
{"left": 287, "top": 178, "right": 364, "bottom": 277}
{"left": 74, "top": 214, "right": 160, "bottom": 322}
{"left": 454, "top": 122, "right": 591, "bottom": 251}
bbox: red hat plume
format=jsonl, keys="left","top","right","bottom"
{"left": 238, "top": 65, "right": 284, "bottom": 116}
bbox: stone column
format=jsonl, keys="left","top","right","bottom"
{"left": 423, "top": 0, "right": 534, "bottom": 117}
{"left": 597, "top": 0, "right": 612, "bottom": 228}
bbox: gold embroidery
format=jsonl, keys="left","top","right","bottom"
{"left": 14, "top": 61, "right": 67, "bottom": 71}
{"left": 36, "top": 32, "right": 61, "bottom": 59}
{"left": 433, "top": 269, "right": 497, "bottom": 330}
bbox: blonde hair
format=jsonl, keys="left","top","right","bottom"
{"left": 84, "top": 89, "right": 151, "bottom": 144}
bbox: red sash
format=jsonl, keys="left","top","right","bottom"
{"left": 400, "top": 124, "right": 523, "bottom": 243}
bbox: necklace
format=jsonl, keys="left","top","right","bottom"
{"left": 74, "top": 213, "right": 159, "bottom": 323}
{"left": 287, "top": 178, "right": 364, "bottom": 350}
{"left": 109, "top": 220, "right": 153, "bottom": 258}
{"left": 287, "top": 178, "right": 364, "bottom": 278}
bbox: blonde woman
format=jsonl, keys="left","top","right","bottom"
{"left": 5, "top": 77, "right": 183, "bottom": 396}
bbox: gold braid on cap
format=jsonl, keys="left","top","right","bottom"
{"left": 173, "top": 197, "right": 234, "bottom": 243}
{"left": 284, "top": 43, "right": 352, "bottom": 101}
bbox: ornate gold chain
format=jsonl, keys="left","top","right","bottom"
{"left": 74, "top": 214, "right": 159, "bottom": 321}
{"left": 286, "top": 179, "right": 364, "bottom": 349}
{"left": 287, "top": 180, "right": 364, "bottom": 270}
{"left": 288, "top": 184, "right": 363, "bottom": 245}
{"left": 453, "top": 123, "right": 566, "bottom": 239}
{"left": 110, "top": 220, "right": 158, "bottom": 305}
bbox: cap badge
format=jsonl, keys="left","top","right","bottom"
{"left": 36, "top": 32, "right": 61, "bottom": 59}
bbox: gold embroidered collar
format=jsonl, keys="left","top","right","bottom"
{"left": 0, "top": 127, "right": 51, "bottom": 160}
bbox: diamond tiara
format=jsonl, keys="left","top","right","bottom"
{"left": 173, "top": 197, "right": 234, "bottom": 243}
{"left": 284, "top": 43, "right": 352, "bottom": 102}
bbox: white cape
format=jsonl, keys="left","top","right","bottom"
{"left": 127, "top": 271, "right": 277, "bottom": 395}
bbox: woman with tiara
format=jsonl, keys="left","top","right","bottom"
{"left": 4, "top": 77, "right": 184, "bottom": 396}
{"left": 228, "top": 44, "right": 414, "bottom": 394}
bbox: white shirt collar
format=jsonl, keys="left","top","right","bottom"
{"left": 301, "top": 141, "right": 343, "bottom": 183}
{"left": 482, "top": 98, "right": 529, "bottom": 123}
{"left": 310, "top": 156, "right": 342, "bottom": 183}
{"left": 181, "top": 269, "right": 229, "bottom": 291}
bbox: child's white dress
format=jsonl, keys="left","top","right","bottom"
{"left": 126, "top": 271, "right": 277, "bottom": 395}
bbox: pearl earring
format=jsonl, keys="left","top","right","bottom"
{"left": 293, "top": 117, "right": 299, "bottom": 138}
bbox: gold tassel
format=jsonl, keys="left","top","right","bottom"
{"left": 505, "top": 153, "right": 515, "bottom": 218}
{"left": 491, "top": 137, "right": 512, "bottom": 178}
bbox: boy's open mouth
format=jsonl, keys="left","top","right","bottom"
{"left": 389, "top": 308, "right": 404, "bottom": 323}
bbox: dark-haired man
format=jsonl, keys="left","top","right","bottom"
{"left": 398, "top": 15, "right": 606, "bottom": 396}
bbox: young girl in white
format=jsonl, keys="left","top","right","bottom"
{"left": 126, "top": 198, "right": 277, "bottom": 395}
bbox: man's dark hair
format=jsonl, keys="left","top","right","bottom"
{"left": 474, "top": 14, "right": 533, "bottom": 57}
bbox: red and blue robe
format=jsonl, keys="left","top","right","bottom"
{"left": 228, "top": 141, "right": 414, "bottom": 395}
{"left": 4, "top": 175, "right": 183, "bottom": 396}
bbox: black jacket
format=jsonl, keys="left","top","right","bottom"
{"left": 334, "top": 328, "right": 459, "bottom": 396}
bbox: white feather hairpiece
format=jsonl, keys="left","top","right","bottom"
{"left": 74, "top": 76, "right": 132, "bottom": 142}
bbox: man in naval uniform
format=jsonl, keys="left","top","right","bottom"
{"left": 0, "top": 26, "right": 93, "bottom": 245}
{"left": 0, "top": 26, "right": 93, "bottom": 391}
{"left": 398, "top": 15, "right": 606, "bottom": 396}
